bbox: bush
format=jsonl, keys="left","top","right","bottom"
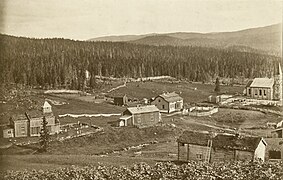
{"left": 2, "top": 161, "right": 283, "bottom": 180}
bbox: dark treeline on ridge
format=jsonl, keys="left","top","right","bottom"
{"left": 0, "top": 34, "right": 281, "bottom": 90}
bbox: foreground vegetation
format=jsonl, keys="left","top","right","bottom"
{"left": 2, "top": 161, "right": 283, "bottom": 180}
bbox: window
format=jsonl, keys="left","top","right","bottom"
{"left": 158, "top": 99, "right": 161, "bottom": 102}
{"left": 264, "top": 90, "right": 266, "bottom": 96}
{"left": 162, "top": 105, "right": 165, "bottom": 109}
{"left": 196, "top": 154, "right": 202, "bottom": 160}
{"left": 7, "top": 130, "right": 11, "bottom": 134}
{"left": 150, "top": 114, "right": 154, "bottom": 122}
{"left": 137, "top": 114, "right": 141, "bottom": 123}
{"left": 255, "top": 89, "right": 258, "bottom": 95}
{"left": 20, "top": 127, "right": 25, "bottom": 135}
{"left": 259, "top": 90, "right": 262, "bottom": 96}
{"left": 31, "top": 127, "right": 40, "bottom": 135}
{"left": 248, "top": 89, "right": 251, "bottom": 95}
{"left": 180, "top": 143, "right": 185, "bottom": 146}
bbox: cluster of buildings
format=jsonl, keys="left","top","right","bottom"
{"left": 114, "top": 92, "right": 183, "bottom": 127}
{"left": 177, "top": 131, "right": 267, "bottom": 162}
{"left": 0, "top": 101, "right": 60, "bottom": 138}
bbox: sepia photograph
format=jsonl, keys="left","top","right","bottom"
{"left": 0, "top": 0, "right": 282, "bottom": 179}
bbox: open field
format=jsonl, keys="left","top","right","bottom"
{"left": 108, "top": 81, "right": 244, "bottom": 103}
{"left": 0, "top": 80, "right": 282, "bottom": 172}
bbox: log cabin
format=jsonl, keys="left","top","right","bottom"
{"left": 177, "top": 131, "right": 267, "bottom": 162}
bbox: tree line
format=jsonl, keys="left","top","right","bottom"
{"left": 0, "top": 34, "right": 281, "bottom": 90}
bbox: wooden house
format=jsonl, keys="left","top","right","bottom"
{"left": 244, "top": 63, "right": 282, "bottom": 101}
{"left": 113, "top": 94, "right": 128, "bottom": 106}
{"left": 117, "top": 105, "right": 161, "bottom": 128}
{"left": 245, "top": 78, "right": 274, "bottom": 100}
{"left": 211, "top": 134, "right": 266, "bottom": 162}
{"left": 6, "top": 101, "right": 60, "bottom": 138}
{"left": 151, "top": 92, "right": 183, "bottom": 113}
{"left": 177, "top": 131, "right": 266, "bottom": 162}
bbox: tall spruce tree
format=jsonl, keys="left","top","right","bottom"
{"left": 39, "top": 116, "right": 50, "bottom": 152}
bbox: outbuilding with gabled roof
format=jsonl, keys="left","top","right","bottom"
{"left": 117, "top": 105, "right": 161, "bottom": 128}
{"left": 151, "top": 92, "right": 183, "bottom": 113}
{"left": 177, "top": 130, "right": 266, "bottom": 162}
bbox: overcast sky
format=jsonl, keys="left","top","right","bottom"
{"left": 1, "top": 0, "right": 282, "bottom": 40}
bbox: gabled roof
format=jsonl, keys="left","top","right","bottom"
{"left": 177, "top": 131, "right": 212, "bottom": 146}
{"left": 249, "top": 78, "right": 274, "bottom": 88}
{"left": 126, "top": 105, "right": 159, "bottom": 115}
{"left": 212, "top": 134, "right": 264, "bottom": 152}
{"left": 43, "top": 101, "right": 52, "bottom": 108}
{"left": 276, "top": 120, "right": 283, "bottom": 128}
{"left": 158, "top": 92, "right": 183, "bottom": 102}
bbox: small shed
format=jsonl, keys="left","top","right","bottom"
{"left": 0, "top": 125, "right": 14, "bottom": 138}
{"left": 113, "top": 94, "right": 128, "bottom": 106}
{"left": 117, "top": 105, "right": 161, "bottom": 128}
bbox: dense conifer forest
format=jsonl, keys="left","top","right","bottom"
{"left": 0, "top": 34, "right": 281, "bottom": 90}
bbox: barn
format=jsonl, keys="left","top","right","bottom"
{"left": 117, "top": 105, "right": 161, "bottom": 128}
{"left": 113, "top": 94, "right": 128, "bottom": 106}
{"left": 151, "top": 92, "right": 183, "bottom": 113}
{"left": 177, "top": 131, "right": 267, "bottom": 162}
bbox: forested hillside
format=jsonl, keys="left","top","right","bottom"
{"left": 0, "top": 34, "right": 281, "bottom": 90}
{"left": 90, "top": 24, "right": 282, "bottom": 56}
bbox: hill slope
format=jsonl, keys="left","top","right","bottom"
{"left": 89, "top": 24, "right": 282, "bottom": 55}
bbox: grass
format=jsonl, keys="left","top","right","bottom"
{"left": 108, "top": 81, "right": 244, "bottom": 103}
{"left": 0, "top": 154, "right": 159, "bottom": 171}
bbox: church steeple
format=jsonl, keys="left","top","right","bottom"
{"left": 273, "top": 62, "right": 282, "bottom": 104}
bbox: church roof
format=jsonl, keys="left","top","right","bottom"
{"left": 250, "top": 78, "right": 274, "bottom": 88}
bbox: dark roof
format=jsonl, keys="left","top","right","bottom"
{"left": 158, "top": 92, "right": 183, "bottom": 102}
{"left": 245, "top": 80, "right": 253, "bottom": 88}
{"left": 212, "top": 134, "right": 263, "bottom": 152}
{"left": 178, "top": 131, "right": 265, "bottom": 152}
{"left": 113, "top": 94, "right": 127, "bottom": 98}
{"left": 177, "top": 131, "right": 212, "bottom": 146}
{"left": 265, "top": 138, "right": 282, "bottom": 151}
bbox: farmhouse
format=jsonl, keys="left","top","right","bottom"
{"left": 117, "top": 105, "right": 161, "bottom": 128}
{"left": 3, "top": 101, "right": 60, "bottom": 138}
{"left": 151, "top": 92, "right": 183, "bottom": 113}
{"left": 244, "top": 63, "right": 282, "bottom": 101}
{"left": 113, "top": 94, "right": 128, "bottom": 106}
{"left": 177, "top": 131, "right": 266, "bottom": 162}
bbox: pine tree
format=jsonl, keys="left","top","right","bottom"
{"left": 214, "top": 77, "right": 220, "bottom": 93}
{"left": 39, "top": 116, "right": 50, "bottom": 152}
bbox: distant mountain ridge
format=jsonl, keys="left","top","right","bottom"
{"left": 89, "top": 24, "right": 282, "bottom": 56}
